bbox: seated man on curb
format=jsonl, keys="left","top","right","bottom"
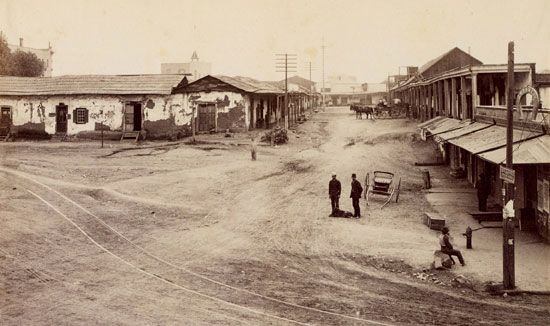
{"left": 439, "top": 227, "right": 465, "bottom": 266}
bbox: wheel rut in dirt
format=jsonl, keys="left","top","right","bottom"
{"left": 4, "top": 171, "right": 396, "bottom": 325}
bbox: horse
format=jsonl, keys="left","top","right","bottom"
{"left": 350, "top": 104, "right": 374, "bottom": 120}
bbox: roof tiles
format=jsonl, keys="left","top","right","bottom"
{"left": 0, "top": 74, "right": 186, "bottom": 95}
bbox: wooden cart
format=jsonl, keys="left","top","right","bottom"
{"left": 364, "top": 171, "right": 401, "bottom": 208}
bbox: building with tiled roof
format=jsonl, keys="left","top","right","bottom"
{"left": 0, "top": 74, "right": 190, "bottom": 140}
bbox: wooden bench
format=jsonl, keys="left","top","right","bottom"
{"left": 424, "top": 212, "right": 446, "bottom": 231}
{"left": 468, "top": 211, "right": 502, "bottom": 222}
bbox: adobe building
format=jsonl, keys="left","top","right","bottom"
{"left": 0, "top": 74, "right": 190, "bottom": 140}
{"left": 172, "top": 75, "right": 285, "bottom": 132}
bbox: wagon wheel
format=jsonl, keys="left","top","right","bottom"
{"left": 395, "top": 177, "right": 402, "bottom": 203}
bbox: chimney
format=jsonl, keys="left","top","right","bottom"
{"left": 19, "top": 38, "right": 23, "bottom": 47}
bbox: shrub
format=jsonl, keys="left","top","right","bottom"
{"left": 261, "top": 126, "right": 288, "bottom": 144}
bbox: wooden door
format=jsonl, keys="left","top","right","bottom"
{"left": 124, "top": 104, "right": 134, "bottom": 131}
{"left": 0, "top": 107, "right": 11, "bottom": 136}
{"left": 56, "top": 104, "right": 68, "bottom": 133}
{"left": 197, "top": 105, "right": 216, "bottom": 132}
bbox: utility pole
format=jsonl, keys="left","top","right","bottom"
{"left": 503, "top": 41, "right": 515, "bottom": 289}
{"left": 309, "top": 61, "right": 312, "bottom": 110}
{"left": 302, "top": 61, "right": 315, "bottom": 111}
{"left": 276, "top": 53, "right": 297, "bottom": 130}
{"left": 322, "top": 37, "right": 326, "bottom": 108}
{"left": 387, "top": 74, "right": 391, "bottom": 104}
{"left": 191, "top": 106, "right": 196, "bottom": 143}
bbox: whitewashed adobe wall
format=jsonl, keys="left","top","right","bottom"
{"left": 0, "top": 94, "right": 191, "bottom": 138}
{"left": 186, "top": 91, "right": 249, "bottom": 132}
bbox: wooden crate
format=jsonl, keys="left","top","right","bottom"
{"left": 424, "top": 212, "right": 446, "bottom": 231}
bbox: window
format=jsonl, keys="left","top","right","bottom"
{"left": 73, "top": 108, "right": 88, "bottom": 124}
{"left": 1, "top": 106, "right": 12, "bottom": 125}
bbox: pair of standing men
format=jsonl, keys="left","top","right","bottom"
{"left": 329, "top": 173, "right": 363, "bottom": 218}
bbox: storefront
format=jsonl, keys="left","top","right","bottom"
{"left": 479, "top": 135, "right": 550, "bottom": 240}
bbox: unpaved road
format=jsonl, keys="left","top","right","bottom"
{"left": 1, "top": 107, "right": 549, "bottom": 325}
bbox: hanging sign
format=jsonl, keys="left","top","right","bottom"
{"left": 500, "top": 166, "right": 515, "bottom": 184}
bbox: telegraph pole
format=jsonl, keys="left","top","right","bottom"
{"left": 503, "top": 41, "right": 515, "bottom": 289}
{"left": 387, "top": 74, "right": 391, "bottom": 104}
{"left": 302, "top": 61, "right": 315, "bottom": 111}
{"left": 309, "top": 61, "right": 312, "bottom": 110}
{"left": 322, "top": 37, "right": 326, "bottom": 108}
{"left": 276, "top": 53, "right": 297, "bottom": 130}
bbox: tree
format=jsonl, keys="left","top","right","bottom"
{"left": 10, "top": 50, "right": 45, "bottom": 77}
{"left": 0, "top": 33, "right": 46, "bottom": 77}
{"left": 0, "top": 34, "right": 11, "bottom": 75}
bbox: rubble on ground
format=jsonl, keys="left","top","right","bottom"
{"left": 261, "top": 126, "right": 288, "bottom": 144}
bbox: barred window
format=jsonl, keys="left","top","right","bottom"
{"left": 73, "top": 108, "right": 88, "bottom": 124}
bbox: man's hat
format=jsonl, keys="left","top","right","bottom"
{"left": 352, "top": 173, "right": 356, "bottom": 178}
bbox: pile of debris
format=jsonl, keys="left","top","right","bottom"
{"left": 261, "top": 126, "right": 288, "bottom": 144}
{"left": 412, "top": 271, "right": 446, "bottom": 285}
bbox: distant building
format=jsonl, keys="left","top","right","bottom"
{"left": 284, "top": 75, "right": 317, "bottom": 92}
{"left": 161, "top": 51, "right": 211, "bottom": 81}
{"left": 270, "top": 75, "right": 318, "bottom": 116}
{"left": 361, "top": 82, "right": 388, "bottom": 105}
{"left": 326, "top": 74, "right": 361, "bottom": 93}
{"left": 8, "top": 38, "right": 54, "bottom": 77}
{"left": 322, "top": 74, "right": 365, "bottom": 106}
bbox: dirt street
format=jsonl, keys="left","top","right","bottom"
{"left": 1, "top": 107, "right": 549, "bottom": 325}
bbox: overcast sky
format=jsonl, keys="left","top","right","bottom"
{"left": 1, "top": 0, "right": 549, "bottom": 83}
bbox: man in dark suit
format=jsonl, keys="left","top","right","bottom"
{"left": 350, "top": 173, "right": 363, "bottom": 218}
{"left": 328, "top": 173, "right": 341, "bottom": 216}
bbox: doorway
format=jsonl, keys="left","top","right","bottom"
{"left": 124, "top": 103, "right": 142, "bottom": 132}
{"left": 56, "top": 104, "right": 68, "bottom": 133}
{"left": 520, "top": 166, "right": 538, "bottom": 230}
{"left": 197, "top": 104, "right": 216, "bottom": 132}
{"left": 0, "top": 107, "right": 12, "bottom": 136}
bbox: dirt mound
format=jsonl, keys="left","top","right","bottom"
{"left": 283, "top": 160, "right": 313, "bottom": 173}
{"left": 364, "top": 131, "right": 420, "bottom": 145}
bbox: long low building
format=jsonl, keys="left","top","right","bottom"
{"left": 0, "top": 74, "right": 315, "bottom": 140}
{"left": 390, "top": 47, "right": 550, "bottom": 242}
{"left": 0, "top": 74, "right": 190, "bottom": 140}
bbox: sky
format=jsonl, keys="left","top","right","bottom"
{"left": 1, "top": 0, "right": 549, "bottom": 83}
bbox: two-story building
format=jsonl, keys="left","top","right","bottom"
{"left": 390, "top": 47, "right": 550, "bottom": 241}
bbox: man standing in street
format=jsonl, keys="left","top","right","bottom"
{"left": 328, "top": 173, "right": 341, "bottom": 216}
{"left": 350, "top": 173, "right": 363, "bottom": 218}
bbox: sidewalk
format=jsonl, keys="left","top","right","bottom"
{"left": 424, "top": 165, "right": 550, "bottom": 291}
